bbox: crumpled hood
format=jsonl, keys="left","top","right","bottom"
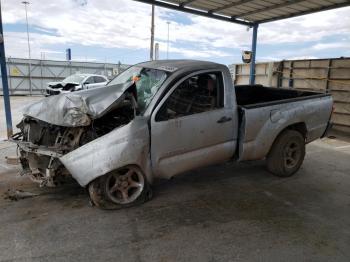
{"left": 23, "top": 82, "right": 133, "bottom": 127}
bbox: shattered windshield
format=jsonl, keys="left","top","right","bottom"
{"left": 108, "top": 66, "right": 168, "bottom": 113}
{"left": 62, "top": 74, "right": 86, "bottom": 84}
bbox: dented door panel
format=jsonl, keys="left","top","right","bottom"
{"left": 151, "top": 109, "right": 236, "bottom": 179}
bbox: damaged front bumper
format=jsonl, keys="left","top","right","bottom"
{"left": 15, "top": 140, "right": 64, "bottom": 158}
{"left": 13, "top": 139, "right": 67, "bottom": 187}
{"left": 10, "top": 139, "right": 63, "bottom": 187}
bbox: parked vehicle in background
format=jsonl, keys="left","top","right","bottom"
{"left": 12, "top": 60, "right": 333, "bottom": 209}
{"left": 45, "top": 73, "right": 108, "bottom": 96}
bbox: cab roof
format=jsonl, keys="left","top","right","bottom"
{"left": 137, "top": 59, "right": 226, "bottom": 73}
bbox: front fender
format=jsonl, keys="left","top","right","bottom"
{"left": 59, "top": 117, "right": 151, "bottom": 187}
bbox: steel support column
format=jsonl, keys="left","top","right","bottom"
{"left": 249, "top": 23, "right": 258, "bottom": 85}
{"left": 0, "top": 3, "right": 13, "bottom": 138}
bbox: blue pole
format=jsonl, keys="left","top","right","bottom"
{"left": 249, "top": 23, "right": 259, "bottom": 85}
{"left": 0, "top": 3, "right": 13, "bottom": 138}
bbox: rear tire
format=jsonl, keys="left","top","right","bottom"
{"left": 266, "top": 130, "right": 305, "bottom": 177}
{"left": 88, "top": 166, "right": 152, "bottom": 209}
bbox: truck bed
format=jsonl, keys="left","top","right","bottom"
{"left": 235, "top": 85, "right": 327, "bottom": 108}
{"left": 235, "top": 85, "right": 333, "bottom": 162}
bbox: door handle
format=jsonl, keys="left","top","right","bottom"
{"left": 217, "top": 116, "right": 232, "bottom": 123}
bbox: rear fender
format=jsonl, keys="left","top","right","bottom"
{"left": 239, "top": 111, "right": 305, "bottom": 161}
{"left": 238, "top": 97, "right": 332, "bottom": 161}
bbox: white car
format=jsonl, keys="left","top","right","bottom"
{"left": 45, "top": 73, "right": 108, "bottom": 96}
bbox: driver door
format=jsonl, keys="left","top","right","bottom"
{"left": 150, "top": 71, "right": 237, "bottom": 179}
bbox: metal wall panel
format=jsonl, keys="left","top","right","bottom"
{"left": 0, "top": 58, "right": 129, "bottom": 95}
{"left": 229, "top": 57, "right": 350, "bottom": 133}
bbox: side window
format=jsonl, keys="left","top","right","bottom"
{"left": 85, "top": 76, "right": 95, "bottom": 84}
{"left": 156, "top": 72, "right": 224, "bottom": 121}
{"left": 94, "top": 76, "right": 107, "bottom": 83}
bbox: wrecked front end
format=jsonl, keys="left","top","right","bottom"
{"left": 12, "top": 65, "right": 169, "bottom": 195}
{"left": 12, "top": 83, "right": 137, "bottom": 187}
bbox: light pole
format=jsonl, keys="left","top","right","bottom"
{"left": 21, "top": 1, "right": 32, "bottom": 94}
{"left": 22, "top": 1, "right": 31, "bottom": 59}
{"left": 150, "top": 5, "right": 155, "bottom": 60}
{"left": 166, "top": 21, "right": 170, "bottom": 59}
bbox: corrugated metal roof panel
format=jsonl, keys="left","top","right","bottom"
{"left": 134, "top": 0, "right": 350, "bottom": 25}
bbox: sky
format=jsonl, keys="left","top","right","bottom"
{"left": 2, "top": 0, "right": 350, "bottom": 65}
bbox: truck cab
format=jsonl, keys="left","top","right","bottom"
{"left": 148, "top": 65, "right": 238, "bottom": 179}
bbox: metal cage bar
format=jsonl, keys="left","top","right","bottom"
{"left": 249, "top": 24, "right": 258, "bottom": 85}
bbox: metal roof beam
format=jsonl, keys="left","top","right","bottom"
{"left": 258, "top": 1, "right": 350, "bottom": 23}
{"left": 209, "top": 0, "right": 257, "bottom": 13}
{"left": 237, "top": 0, "right": 307, "bottom": 18}
{"left": 180, "top": 0, "right": 197, "bottom": 7}
{"left": 133, "top": 0, "right": 254, "bottom": 26}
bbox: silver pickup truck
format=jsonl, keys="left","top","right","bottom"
{"left": 12, "top": 60, "right": 333, "bottom": 209}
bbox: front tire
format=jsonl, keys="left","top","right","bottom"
{"left": 266, "top": 130, "right": 305, "bottom": 177}
{"left": 88, "top": 166, "right": 152, "bottom": 209}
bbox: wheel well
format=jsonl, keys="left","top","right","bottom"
{"left": 286, "top": 122, "right": 307, "bottom": 139}
{"left": 86, "top": 164, "right": 150, "bottom": 189}
{"left": 267, "top": 122, "right": 307, "bottom": 158}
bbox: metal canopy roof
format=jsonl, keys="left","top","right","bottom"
{"left": 134, "top": 0, "right": 350, "bottom": 26}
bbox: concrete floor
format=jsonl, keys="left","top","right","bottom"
{"left": 0, "top": 96, "right": 350, "bottom": 261}
{"left": 0, "top": 96, "right": 43, "bottom": 139}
